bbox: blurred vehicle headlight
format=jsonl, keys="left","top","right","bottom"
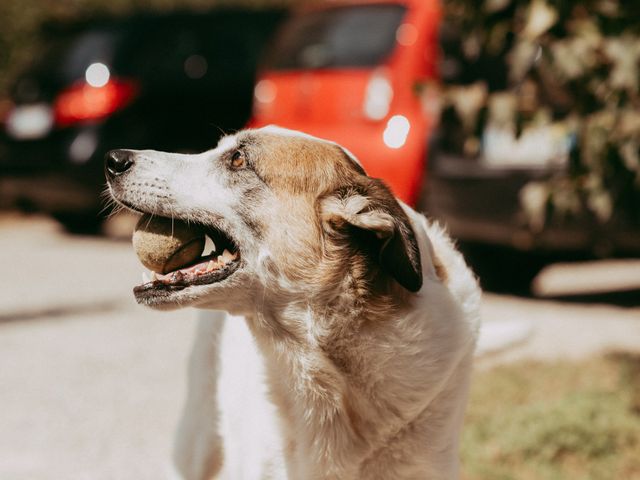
{"left": 253, "top": 79, "right": 277, "bottom": 116}
{"left": 255, "top": 79, "right": 277, "bottom": 104}
{"left": 383, "top": 115, "right": 410, "bottom": 149}
{"left": 85, "top": 63, "right": 111, "bottom": 88}
{"left": 5, "top": 103, "right": 54, "bottom": 140}
{"left": 363, "top": 70, "right": 393, "bottom": 121}
{"left": 69, "top": 130, "right": 98, "bottom": 164}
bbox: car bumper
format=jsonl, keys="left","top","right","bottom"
{"left": 0, "top": 124, "right": 107, "bottom": 213}
{"left": 0, "top": 173, "right": 102, "bottom": 213}
{"left": 426, "top": 155, "right": 640, "bottom": 254}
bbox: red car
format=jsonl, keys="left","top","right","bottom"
{"left": 248, "top": 0, "right": 441, "bottom": 206}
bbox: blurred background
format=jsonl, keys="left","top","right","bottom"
{"left": 0, "top": 0, "right": 639, "bottom": 478}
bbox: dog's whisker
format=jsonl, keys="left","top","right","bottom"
{"left": 144, "top": 211, "right": 157, "bottom": 230}
{"left": 104, "top": 204, "right": 120, "bottom": 219}
{"left": 169, "top": 205, "right": 176, "bottom": 238}
{"left": 99, "top": 193, "right": 125, "bottom": 219}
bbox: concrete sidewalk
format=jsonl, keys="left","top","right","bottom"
{"left": 0, "top": 303, "right": 195, "bottom": 479}
{"left": 0, "top": 215, "right": 191, "bottom": 478}
{"left": 0, "top": 215, "right": 137, "bottom": 319}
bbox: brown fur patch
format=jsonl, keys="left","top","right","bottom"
{"left": 233, "top": 133, "right": 426, "bottom": 314}
{"left": 240, "top": 132, "right": 362, "bottom": 196}
{"left": 342, "top": 394, "right": 367, "bottom": 443}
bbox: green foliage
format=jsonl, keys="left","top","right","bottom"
{"left": 441, "top": 0, "right": 640, "bottom": 228}
{"left": 462, "top": 354, "right": 640, "bottom": 479}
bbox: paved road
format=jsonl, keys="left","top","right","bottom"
{"left": 1, "top": 213, "right": 639, "bottom": 479}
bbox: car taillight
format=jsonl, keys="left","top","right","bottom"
{"left": 53, "top": 79, "right": 138, "bottom": 127}
{"left": 363, "top": 70, "right": 393, "bottom": 121}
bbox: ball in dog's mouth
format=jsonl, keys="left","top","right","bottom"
{"left": 132, "top": 214, "right": 240, "bottom": 295}
{"left": 133, "top": 215, "right": 206, "bottom": 274}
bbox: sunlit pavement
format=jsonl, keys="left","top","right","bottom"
{"left": 0, "top": 213, "right": 194, "bottom": 479}
{"left": 0, "top": 212, "right": 639, "bottom": 479}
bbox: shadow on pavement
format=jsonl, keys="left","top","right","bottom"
{"left": 0, "top": 300, "right": 127, "bottom": 323}
{"left": 541, "top": 289, "right": 640, "bottom": 308}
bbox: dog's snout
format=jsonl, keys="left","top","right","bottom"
{"left": 105, "top": 150, "right": 135, "bottom": 179}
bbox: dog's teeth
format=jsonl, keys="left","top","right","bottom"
{"left": 206, "top": 261, "right": 216, "bottom": 272}
{"left": 203, "top": 235, "right": 216, "bottom": 256}
{"left": 171, "top": 271, "right": 184, "bottom": 282}
{"left": 222, "top": 249, "right": 235, "bottom": 263}
{"left": 142, "top": 271, "right": 151, "bottom": 284}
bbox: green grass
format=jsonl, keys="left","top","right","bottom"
{"left": 462, "top": 353, "right": 640, "bottom": 480}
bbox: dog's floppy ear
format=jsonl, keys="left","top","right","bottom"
{"left": 320, "top": 178, "right": 423, "bottom": 292}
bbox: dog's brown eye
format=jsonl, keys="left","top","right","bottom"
{"left": 231, "top": 150, "right": 246, "bottom": 169}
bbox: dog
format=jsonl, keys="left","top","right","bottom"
{"left": 105, "top": 126, "right": 481, "bottom": 480}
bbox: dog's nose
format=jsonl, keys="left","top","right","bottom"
{"left": 105, "top": 150, "right": 135, "bottom": 178}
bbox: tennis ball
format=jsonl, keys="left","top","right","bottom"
{"left": 132, "top": 214, "right": 205, "bottom": 274}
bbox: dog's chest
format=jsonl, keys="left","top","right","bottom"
{"left": 217, "top": 317, "right": 286, "bottom": 479}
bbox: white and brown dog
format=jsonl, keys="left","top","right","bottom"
{"left": 105, "top": 126, "right": 481, "bottom": 480}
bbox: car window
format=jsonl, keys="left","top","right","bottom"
{"left": 31, "top": 29, "right": 120, "bottom": 83}
{"left": 120, "top": 27, "right": 202, "bottom": 83}
{"left": 266, "top": 4, "right": 407, "bottom": 70}
{"left": 118, "top": 18, "right": 263, "bottom": 87}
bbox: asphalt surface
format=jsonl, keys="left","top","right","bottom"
{"left": 1, "top": 212, "right": 639, "bottom": 479}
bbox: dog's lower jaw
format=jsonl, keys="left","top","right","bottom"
{"left": 244, "top": 295, "right": 475, "bottom": 480}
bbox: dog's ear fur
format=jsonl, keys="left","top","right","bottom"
{"left": 320, "top": 178, "right": 423, "bottom": 292}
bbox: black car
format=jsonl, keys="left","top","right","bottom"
{"left": 0, "top": 9, "right": 284, "bottom": 232}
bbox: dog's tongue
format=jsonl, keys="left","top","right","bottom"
{"left": 132, "top": 214, "right": 205, "bottom": 274}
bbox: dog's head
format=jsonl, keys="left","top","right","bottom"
{"left": 106, "top": 126, "right": 423, "bottom": 313}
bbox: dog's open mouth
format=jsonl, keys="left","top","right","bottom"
{"left": 133, "top": 216, "right": 241, "bottom": 298}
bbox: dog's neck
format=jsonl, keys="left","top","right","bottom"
{"left": 243, "top": 280, "right": 460, "bottom": 479}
